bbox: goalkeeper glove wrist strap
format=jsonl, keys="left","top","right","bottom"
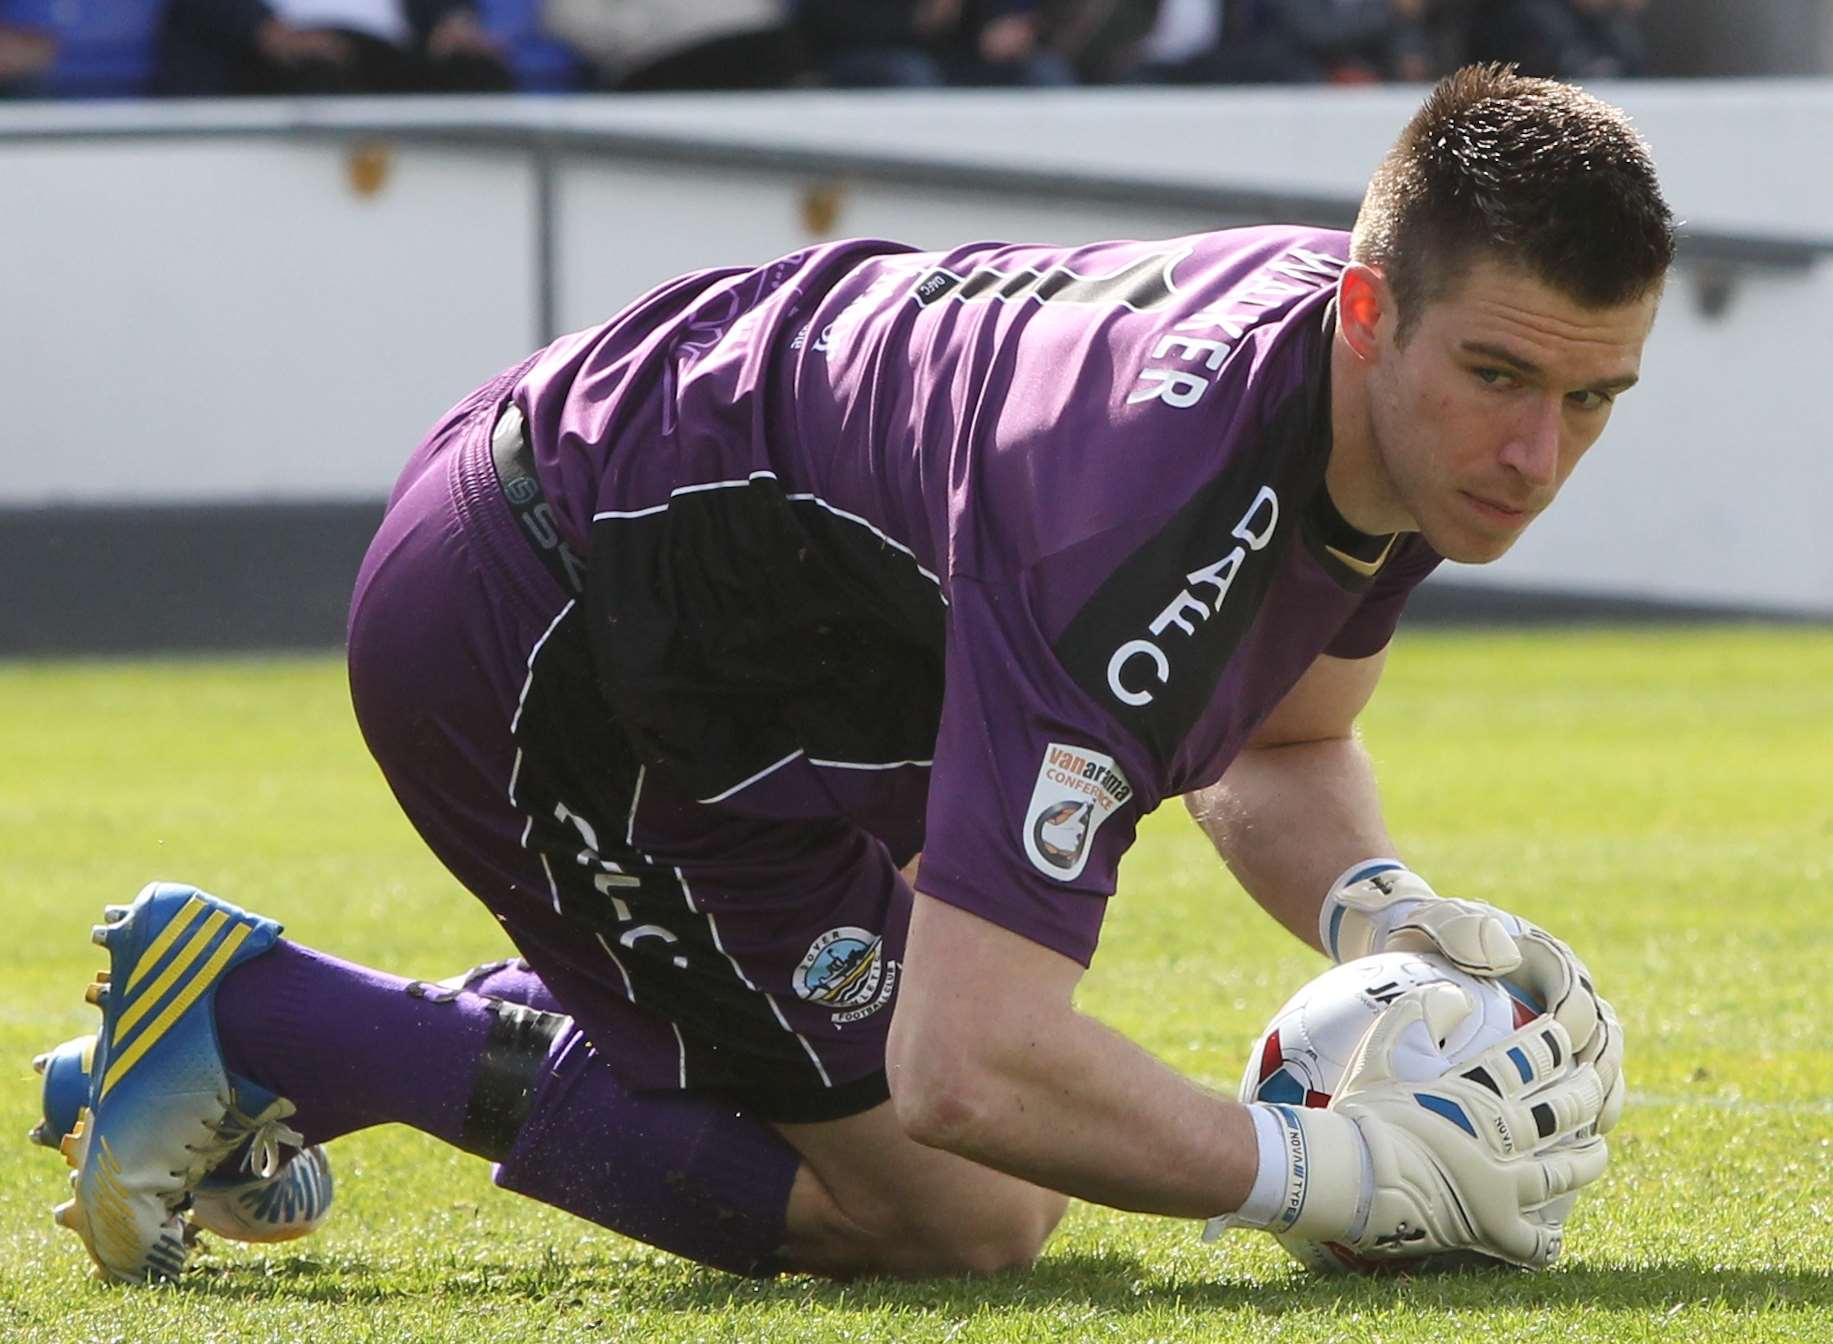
{"left": 1205, "top": 1103, "right": 1372, "bottom": 1243}
{"left": 1230, "top": 1102, "right": 1290, "bottom": 1228}
{"left": 1319, "top": 857, "right": 1411, "bottom": 961}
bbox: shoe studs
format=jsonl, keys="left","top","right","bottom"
{"left": 52, "top": 1199, "right": 78, "bottom": 1230}
{"left": 60, "top": 1114, "right": 87, "bottom": 1168}
{"left": 32, "top": 1052, "right": 48, "bottom": 1075}
{"left": 27, "top": 1122, "right": 49, "bottom": 1147}
{"left": 83, "top": 980, "right": 110, "bottom": 1008}
{"left": 92, "top": 905, "right": 131, "bottom": 948}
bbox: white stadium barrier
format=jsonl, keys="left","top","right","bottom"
{"left": 1, "top": 87, "right": 1828, "bottom": 642}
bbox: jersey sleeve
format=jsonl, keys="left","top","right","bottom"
{"left": 913, "top": 575, "right": 1156, "bottom": 967}
{"left": 1323, "top": 536, "right": 1445, "bottom": 660}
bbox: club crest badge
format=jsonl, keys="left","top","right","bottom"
{"left": 794, "top": 927, "right": 886, "bottom": 1015}
{"left": 1021, "top": 742, "right": 1132, "bottom": 881}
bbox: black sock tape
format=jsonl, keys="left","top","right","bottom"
{"left": 460, "top": 1000, "right": 570, "bottom": 1162}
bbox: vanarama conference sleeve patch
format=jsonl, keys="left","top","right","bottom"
{"left": 1021, "top": 743, "right": 1134, "bottom": 881}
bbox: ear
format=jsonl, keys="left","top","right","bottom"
{"left": 1337, "top": 264, "right": 1390, "bottom": 362}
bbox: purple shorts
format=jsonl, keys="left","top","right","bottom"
{"left": 346, "top": 364, "right": 907, "bottom": 1122}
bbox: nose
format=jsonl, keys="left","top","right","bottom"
{"left": 1498, "top": 397, "right": 1563, "bottom": 490}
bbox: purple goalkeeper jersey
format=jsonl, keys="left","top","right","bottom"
{"left": 511, "top": 226, "right": 1442, "bottom": 965}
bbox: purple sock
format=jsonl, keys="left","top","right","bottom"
{"left": 215, "top": 940, "right": 502, "bottom": 1149}
{"left": 456, "top": 957, "right": 566, "bottom": 1015}
{"left": 214, "top": 939, "right": 799, "bottom": 1275}
{"left": 493, "top": 1028, "right": 798, "bottom": 1276}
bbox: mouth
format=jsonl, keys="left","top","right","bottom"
{"left": 1460, "top": 491, "right": 1533, "bottom": 527}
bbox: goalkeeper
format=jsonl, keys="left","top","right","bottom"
{"left": 47, "top": 65, "right": 1660, "bottom": 1284}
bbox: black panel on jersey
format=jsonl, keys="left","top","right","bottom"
{"left": 507, "top": 609, "right": 870, "bottom": 1110}
{"left": 586, "top": 480, "right": 947, "bottom": 802}
{"left": 1052, "top": 319, "right": 1334, "bottom": 773}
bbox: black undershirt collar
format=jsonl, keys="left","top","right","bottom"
{"left": 1304, "top": 300, "right": 1398, "bottom": 573}
{"left": 1308, "top": 474, "right": 1395, "bottom": 568}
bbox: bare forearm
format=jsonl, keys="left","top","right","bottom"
{"left": 896, "top": 990, "right": 1256, "bottom": 1217}
{"left": 891, "top": 896, "right": 1257, "bottom": 1218}
{"left": 1184, "top": 735, "right": 1398, "bottom": 951}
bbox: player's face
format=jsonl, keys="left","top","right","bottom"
{"left": 1365, "top": 258, "right": 1660, "bottom": 564}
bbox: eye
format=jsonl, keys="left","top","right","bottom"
{"left": 1473, "top": 367, "right": 1517, "bottom": 389}
{"left": 1567, "top": 389, "right": 1614, "bottom": 412}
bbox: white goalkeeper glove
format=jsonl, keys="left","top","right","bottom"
{"left": 1213, "top": 984, "right": 1608, "bottom": 1268}
{"left": 1319, "top": 861, "right": 1624, "bottom": 1134}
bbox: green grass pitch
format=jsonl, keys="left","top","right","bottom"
{"left": 1, "top": 626, "right": 1828, "bottom": 1343}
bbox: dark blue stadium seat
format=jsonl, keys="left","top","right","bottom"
{"left": 15, "top": 0, "right": 162, "bottom": 98}
{"left": 472, "top": 0, "right": 586, "bottom": 92}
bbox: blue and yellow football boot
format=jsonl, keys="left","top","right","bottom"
{"left": 49, "top": 882, "right": 304, "bottom": 1282}
{"left": 32, "top": 1035, "right": 333, "bottom": 1245}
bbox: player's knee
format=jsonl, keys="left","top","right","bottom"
{"left": 782, "top": 1167, "right": 882, "bottom": 1277}
{"left": 793, "top": 1177, "right": 1061, "bottom": 1279}
{"left": 932, "top": 1201, "right": 1062, "bottom": 1276}
{"left": 880, "top": 1190, "right": 1066, "bottom": 1278}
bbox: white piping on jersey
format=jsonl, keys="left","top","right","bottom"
{"left": 594, "top": 932, "right": 637, "bottom": 1000}
{"left": 695, "top": 747, "right": 805, "bottom": 804}
{"left": 679, "top": 867, "right": 762, "bottom": 993}
{"left": 783, "top": 492, "right": 945, "bottom": 595}
{"left": 538, "top": 852, "right": 562, "bottom": 916}
{"left": 626, "top": 764, "right": 645, "bottom": 849}
{"left": 765, "top": 992, "right": 834, "bottom": 1088}
{"left": 675, "top": 470, "right": 782, "bottom": 494}
{"left": 593, "top": 474, "right": 946, "bottom": 598}
{"left": 508, "top": 599, "right": 577, "bottom": 735}
{"left": 592, "top": 502, "right": 670, "bottom": 521}
{"left": 626, "top": 774, "right": 784, "bottom": 1049}
{"left": 507, "top": 601, "right": 577, "bottom": 916}
{"left": 806, "top": 756, "right": 935, "bottom": 771}
{"left": 903, "top": 245, "right": 1191, "bottom": 314}
{"left": 676, "top": 864, "right": 830, "bottom": 1098}
{"left": 671, "top": 1021, "right": 689, "bottom": 1089}
{"left": 593, "top": 470, "right": 782, "bottom": 520}
{"left": 703, "top": 910, "right": 760, "bottom": 992}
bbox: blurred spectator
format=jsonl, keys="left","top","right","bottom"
{"left": 0, "top": 0, "right": 55, "bottom": 96}
{"left": 1104, "top": 0, "right": 1292, "bottom": 84}
{"left": 1465, "top": 0, "right": 1648, "bottom": 79}
{"left": 541, "top": 0, "right": 805, "bottom": 91}
{"left": 1091, "top": 0, "right": 1459, "bottom": 86}
{"left": 1248, "top": 0, "right": 1437, "bottom": 84}
{"left": 157, "top": 0, "right": 515, "bottom": 94}
{"left": 1129, "top": 0, "right": 1228, "bottom": 81}
{"left": 798, "top": 0, "right": 1078, "bottom": 88}
{"left": 1034, "top": 0, "right": 1127, "bottom": 82}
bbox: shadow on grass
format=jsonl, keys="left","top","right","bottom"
{"left": 178, "top": 1245, "right": 1833, "bottom": 1315}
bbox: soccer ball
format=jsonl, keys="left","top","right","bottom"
{"left": 1238, "top": 951, "right": 1544, "bottom": 1274}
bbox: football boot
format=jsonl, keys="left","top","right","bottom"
{"left": 51, "top": 882, "right": 303, "bottom": 1282}
{"left": 31, "top": 1034, "right": 333, "bottom": 1244}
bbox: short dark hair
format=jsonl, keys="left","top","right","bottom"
{"left": 1351, "top": 64, "right": 1676, "bottom": 343}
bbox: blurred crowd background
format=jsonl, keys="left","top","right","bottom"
{"left": 0, "top": 0, "right": 1669, "bottom": 101}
